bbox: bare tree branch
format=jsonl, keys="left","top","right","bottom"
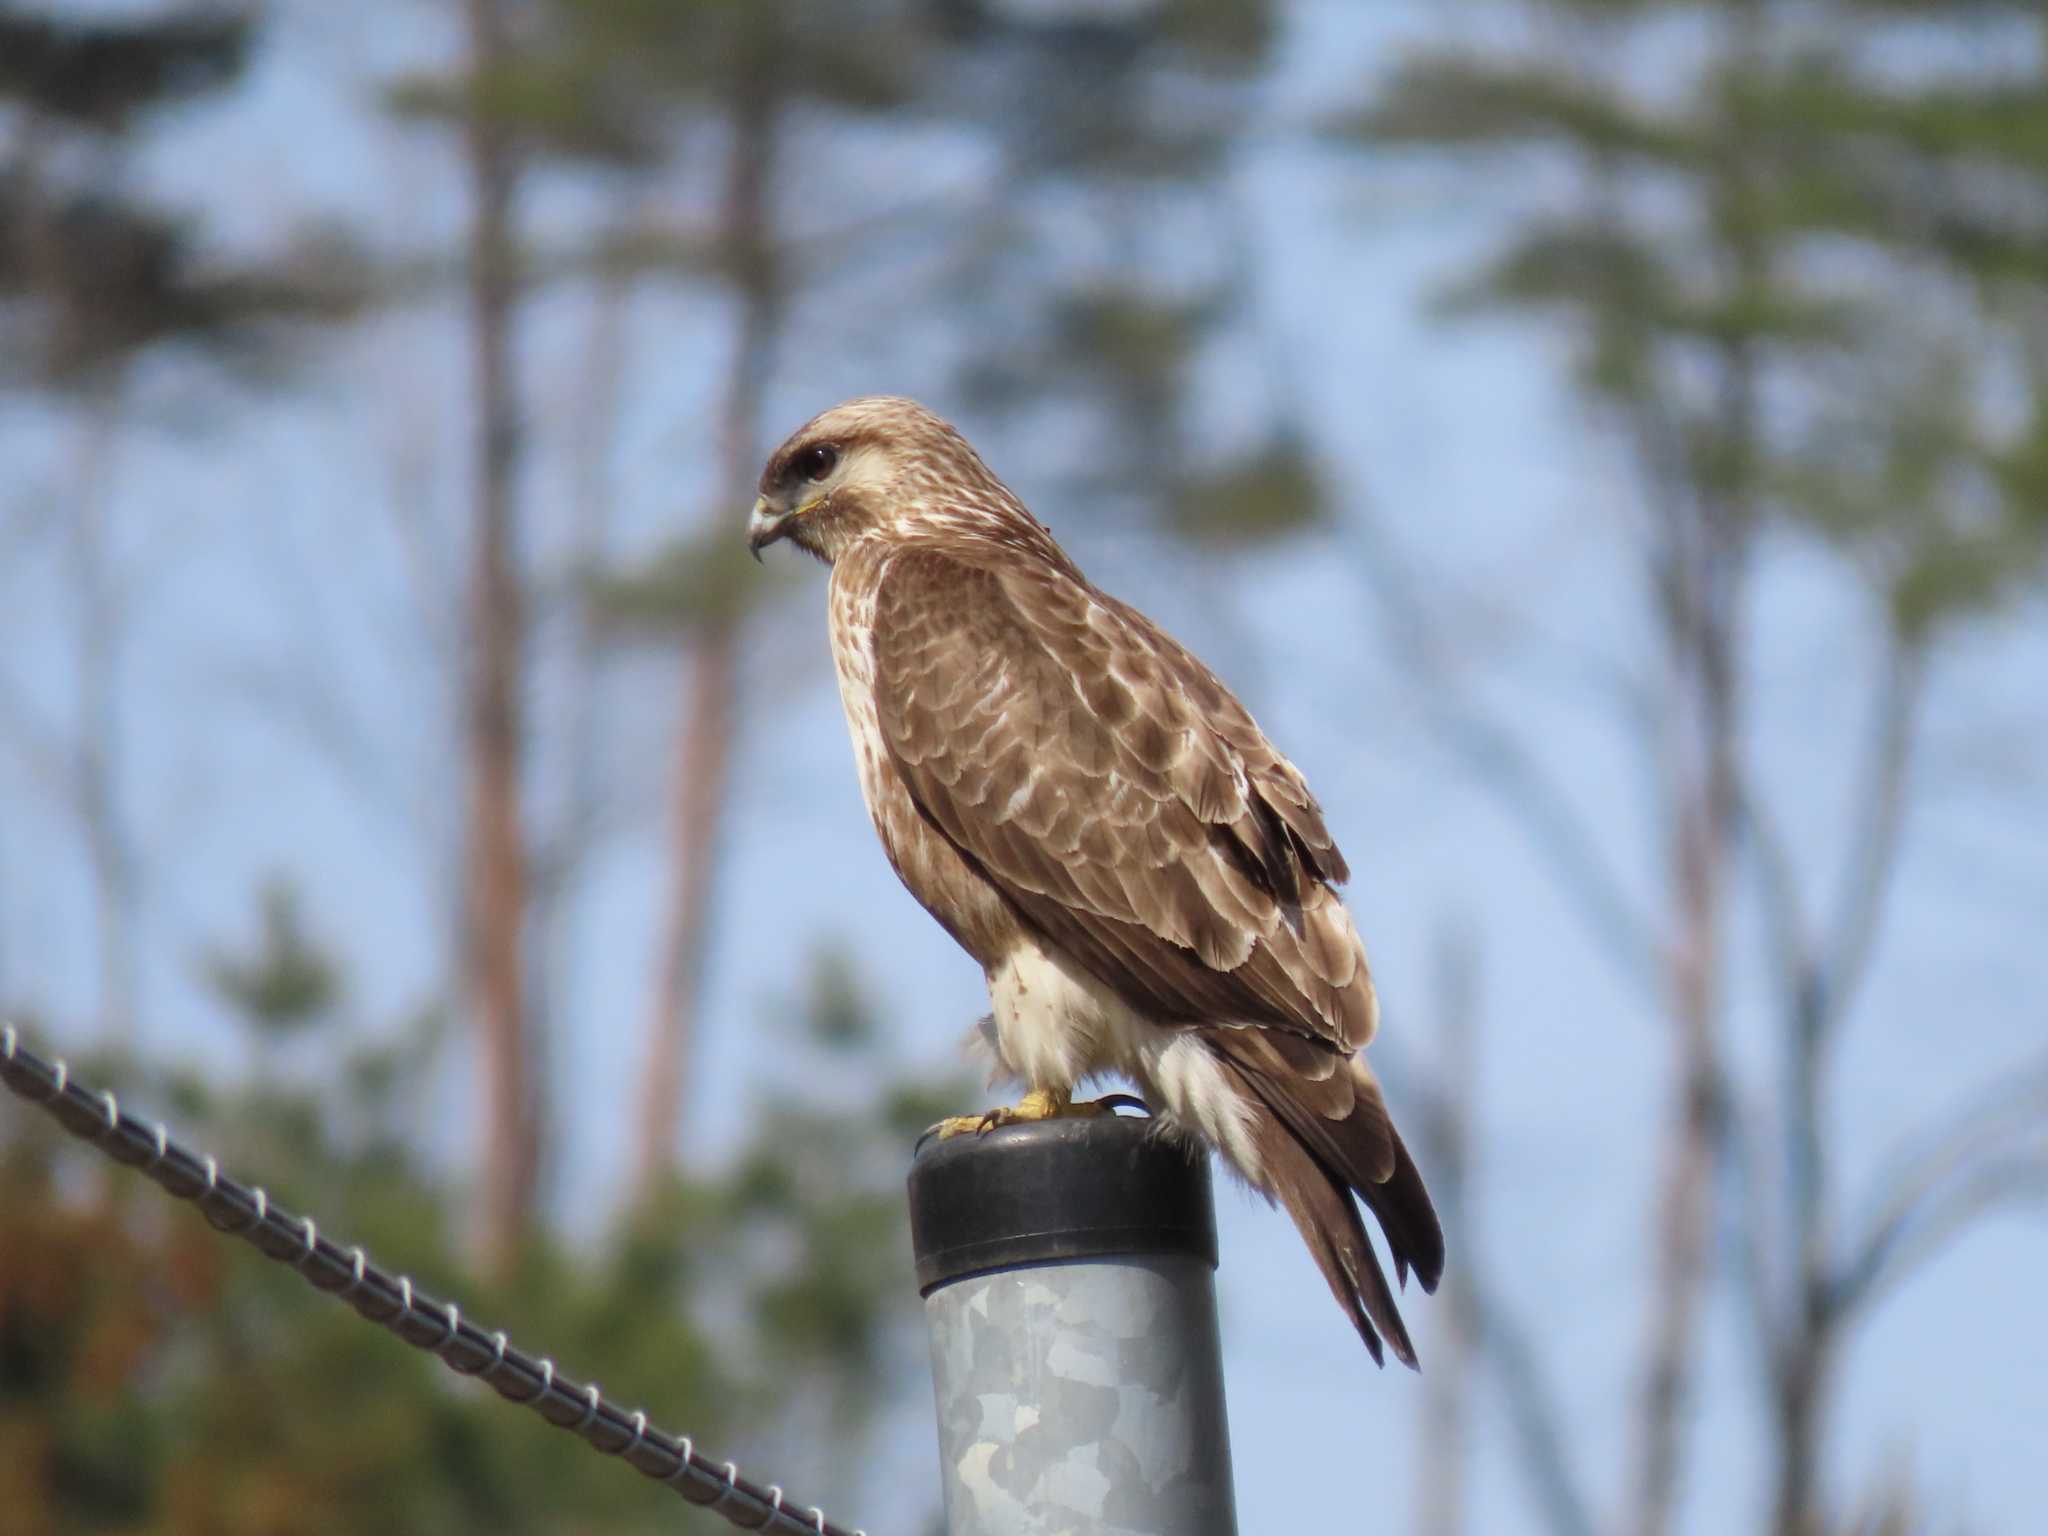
{"left": 375, "top": 326, "right": 460, "bottom": 662}
{"left": 1815, "top": 644, "right": 1924, "bottom": 1044}
{"left": 1416, "top": 921, "right": 1476, "bottom": 1536}
{"left": 1715, "top": 1086, "right": 1783, "bottom": 1386}
{"left": 66, "top": 384, "right": 142, "bottom": 1044}
{"left": 0, "top": 662, "right": 73, "bottom": 809}
{"left": 1470, "top": 1285, "right": 1603, "bottom": 1536}
{"left": 219, "top": 657, "right": 423, "bottom": 847}
{"left": 1334, "top": 511, "right": 1658, "bottom": 997}
{"left": 630, "top": 39, "right": 784, "bottom": 1202}
{"left": 1378, "top": 1029, "right": 1601, "bottom": 1536}
{"left": 1830, "top": 1055, "right": 2048, "bottom": 1318}
{"left": 1629, "top": 483, "right": 1745, "bottom": 1536}
{"left": 1846, "top": 1154, "right": 2048, "bottom": 1317}
{"left": 457, "top": 0, "right": 539, "bottom": 1278}
{"left": 1736, "top": 775, "right": 1815, "bottom": 1021}
{"left": 529, "top": 220, "right": 636, "bottom": 1047}
{"left": 1728, "top": 621, "right": 1931, "bottom": 1536}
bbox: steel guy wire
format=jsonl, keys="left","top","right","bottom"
{"left": 0, "top": 1022, "right": 867, "bottom": 1536}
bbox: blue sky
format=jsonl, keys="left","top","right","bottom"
{"left": 2, "top": 3, "right": 2044, "bottom": 1532}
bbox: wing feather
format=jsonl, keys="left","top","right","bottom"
{"left": 870, "top": 545, "right": 1375, "bottom": 1049}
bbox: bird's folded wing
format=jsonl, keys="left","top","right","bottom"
{"left": 869, "top": 544, "right": 1377, "bottom": 1051}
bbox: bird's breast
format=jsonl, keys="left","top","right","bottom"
{"left": 827, "top": 566, "right": 1015, "bottom": 968}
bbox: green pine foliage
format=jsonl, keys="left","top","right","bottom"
{"left": 0, "top": 5, "right": 361, "bottom": 390}
{"left": 0, "top": 7, "right": 250, "bottom": 131}
{"left": 1334, "top": 1, "right": 2048, "bottom": 644}
{"left": 940, "top": 0, "right": 1328, "bottom": 546}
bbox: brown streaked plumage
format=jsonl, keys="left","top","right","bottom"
{"left": 749, "top": 395, "right": 1443, "bottom": 1365}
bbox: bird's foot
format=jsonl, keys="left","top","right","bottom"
{"left": 928, "top": 1087, "right": 1114, "bottom": 1141}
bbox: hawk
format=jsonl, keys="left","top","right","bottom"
{"left": 748, "top": 396, "right": 1443, "bottom": 1364}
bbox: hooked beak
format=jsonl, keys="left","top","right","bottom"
{"left": 747, "top": 495, "right": 792, "bottom": 561}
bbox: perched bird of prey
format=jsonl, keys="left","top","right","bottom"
{"left": 748, "top": 397, "right": 1443, "bottom": 1365}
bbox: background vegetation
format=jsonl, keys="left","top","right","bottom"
{"left": 1, "top": 3, "right": 2043, "bottom": 1533}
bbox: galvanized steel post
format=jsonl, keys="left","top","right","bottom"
{"left": 908, "top": 1114, "right": 1240, "bottom": 1536}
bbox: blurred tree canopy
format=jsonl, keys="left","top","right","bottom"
{"left": 0, "top": 5, "right": 356, "bottom": 387}
{"left": 1341, "top": 4, "right": 2048, "bottom": 640}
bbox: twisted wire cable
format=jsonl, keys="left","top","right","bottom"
{"left": 1, "top": 1023, "right": 869, "bottom": 1536}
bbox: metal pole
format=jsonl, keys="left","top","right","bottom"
{"left": 908, "top": 1114, "right": 1239, "bottom": 1536}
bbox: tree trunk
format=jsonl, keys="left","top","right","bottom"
{"left": 1628, "top": 32, "right": 1764, "bottom": 1518}
{"left": 1770, "top": 1325, "right": 1837, "bottom": 1536}
{"left": 1767, "top": 646, "right": 1919, "bottom": 1536}
{"left": 631, "top": 628, "right": 737, "bottom": 1198}
{"left": 1629, "top": 843, "right": 1727, "bottom": 1536}
{"left": 458, "top": 0, "right": 536, "bottom": 1279}
{"left": 628, "top": 46, "right": 782, "bottom": 1203}
{"left": 1628, "top": 462, "right": 1747, "bottom": 1536}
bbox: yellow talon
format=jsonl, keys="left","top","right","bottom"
{"left": 929, "top": 1087, "right": 1114, "bottom": 1140}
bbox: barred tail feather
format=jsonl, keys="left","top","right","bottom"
{"left": 1249, "top": 1104, "right": 1413, "bottom": 1366}
{"left": 1209, "top": 1038, "right": 1445, "bottom": 1368}
{"left": 1358, "top": 1113, "right": 1443, "bottom": 1295}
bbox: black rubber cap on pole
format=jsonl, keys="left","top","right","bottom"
{"left": 907, "top": 1112, "right": 1218, "bottom": 1296}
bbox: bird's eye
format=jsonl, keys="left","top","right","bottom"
{"left": 796, "top": 444, "right": 839, "bottom": 482}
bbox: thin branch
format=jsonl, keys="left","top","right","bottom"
{"left": 1725, "top": 622, "right": 1932, "bottom": 1536}
{"left": 1727, "top": 730, "right": 1824, "bottom": 1403}
{"left": 1830, "top": 1054, "right": 2048, "bottom": 1317}
{"left": 220, "top": 658, "right": 422, "bottom": 847}
{"left": 0, "top": 663, "right": 73, "bottom": 809}
{"left": 1715, "top": 1086, "right": 1783, "bottom": 1386}
{"left": 630, "top": 43, "right": 784, "bottom": 1202}
{"left": 1469, "top": 1281, "right": 1603, "bottom": 1536}
{"left": 374, "top": 318, "right": 459, "bottom": 662}
{"left": 1814, "top": 642, "right": 1924, "bottom": 1043}
{"left": 1416, "top": 921, "right": 1477, "bottom": 1536}
{"left": 67, "top": 384, "right": 142, "bottom": 1043}
{"left": 1376, "top": 1034, "right": 1600, "bottom": 1536}
{"left": 1840, "top": 1152, "right": 2048, "bottom": 1318}
{"left": 530, "top": 230, "right": 633, "bottom": 907}
{"left": 0, "top": 483, "right": 62, "bottom": 570}
{"left": 1335, "top": 512, "right": 1658, "bottom": 997}
{"left": 1735, "top": 774, "right": 1816, "bottom": 1020}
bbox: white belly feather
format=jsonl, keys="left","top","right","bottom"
{"left": 985, "top": 938, "right": 1263, "bottom": 1182}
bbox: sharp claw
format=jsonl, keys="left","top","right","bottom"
{"left": 919, "top": 1090, "right": 1131, "bottom": 1151}
{"left": 922, "top": 1113, "right": 996, "bottom": 1145}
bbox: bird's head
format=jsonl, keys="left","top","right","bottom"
{"left": 747, "top": 396, "right": 1044, "bottom": 565}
